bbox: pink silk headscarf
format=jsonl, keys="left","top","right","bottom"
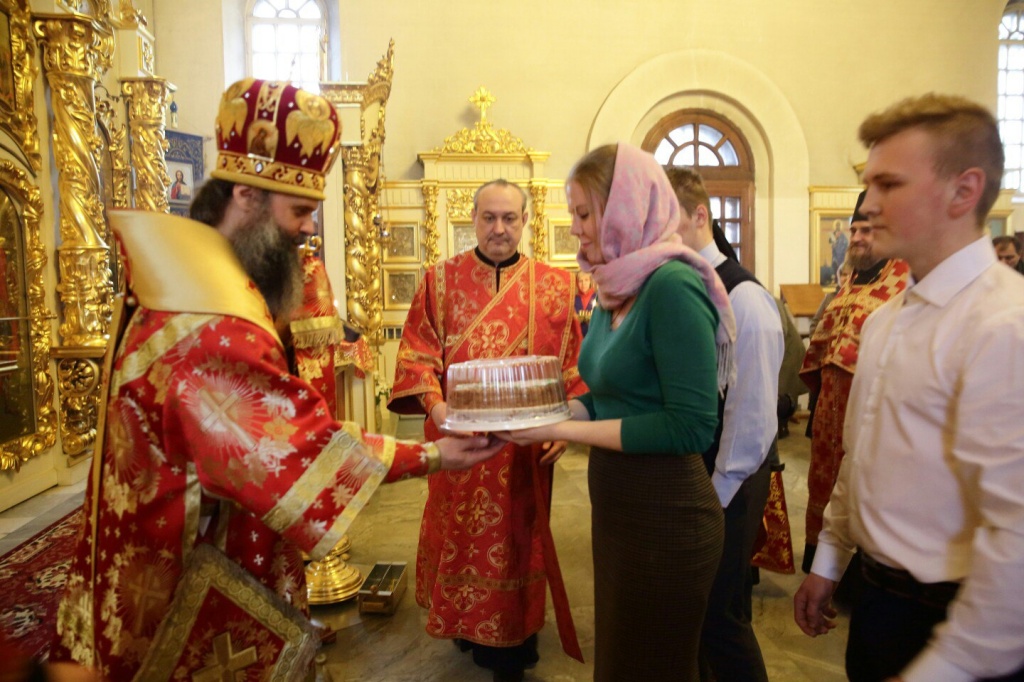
{"left": 576, "top": 142, "right": 736, "bottom": 391}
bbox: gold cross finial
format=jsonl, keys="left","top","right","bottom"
{"left": 469, "top": 87, "right": 495, "bottom": 123}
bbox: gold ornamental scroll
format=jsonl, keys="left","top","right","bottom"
{"left": 121, "top": 77, "right": 173, "bottom": 212}
{"left": 421, "top": 181, "right": 440, "bottom": 267}
{"left": 529, "top": 182, "right": 548, "bottom": 261}
{"left": 34, "top": 14, "right": 115, "bottom": 348}
{"left": 0, "top": 162, "right": 57, "bottom": 471}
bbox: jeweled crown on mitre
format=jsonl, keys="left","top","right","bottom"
{"left": 211, "top": 78, "right": 342, "bottom": 201}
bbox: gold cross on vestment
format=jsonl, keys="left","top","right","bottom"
{"left": 193, "top": 632, "right": 259, "bottom": 682}
{"left": 470, "top": 87, "right": 495, "bottom": 123}
{"left": 197, "top": 388, "right": 255, "bottom": 449}
{"left": 125, "top": 564, "right": 170, "bottom": 633}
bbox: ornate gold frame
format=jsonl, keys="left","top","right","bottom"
{"left": 0, "top": 0, "right": 41, "bottom": 173}
{"left": 0, "top": 161, "right": 56, "bottom": 471}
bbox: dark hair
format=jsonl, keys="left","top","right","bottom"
{"left": 189, "top": 178, "right": 237, "bottom": 227}
{"left": 473, "top": 179, "right": 528, "bottom": 213}
{"left": 859, "top": 93, "right": 1003, "bottom": 225}
{"left": 993, "top": 235, "right": 1022, "bottom": 254}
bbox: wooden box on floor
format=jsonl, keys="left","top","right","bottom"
{"left": 357, "top": 561, "right": 408, "bottom": 615}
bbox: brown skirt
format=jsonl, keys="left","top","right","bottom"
{"left": 589, "top": 447, "right": 724, "bottom": 682}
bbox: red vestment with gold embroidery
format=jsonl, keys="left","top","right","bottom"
{"left": 388, "top": 250, "right": 584, "bottom": 654}
{"left": 799, "top": 258, "right": 909, "bottom": 544}
{"left": 51, "top": 214, "right": 437, "bottom": 680}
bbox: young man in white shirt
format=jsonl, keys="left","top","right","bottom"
{"left": 794, "top": 94, "right": 1024, "bottom": 681}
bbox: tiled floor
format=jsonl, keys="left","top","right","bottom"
{"left": 0, "top": 423, "right": 852, "bottom": 681}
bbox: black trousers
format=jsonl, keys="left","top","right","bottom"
{"left": 847, "top": 572, "right": 1024, "bottom": 681}
{"left": 699, "top": 457, "right": 771, "bottom": 682}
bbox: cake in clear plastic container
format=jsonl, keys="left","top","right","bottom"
{"left": 443, "top": 355, "right": 570, "bottom": 432}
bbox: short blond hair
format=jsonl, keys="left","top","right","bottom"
{"left": 859, "top": 93, "right": 1003, "bottom": 224}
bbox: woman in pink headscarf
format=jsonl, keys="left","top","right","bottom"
{"left": 501, "top": 143, "right": 735, "bottom": 681}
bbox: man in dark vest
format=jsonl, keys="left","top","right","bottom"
{"left": 666, "top": 167, "right": 784, "bottom": 682}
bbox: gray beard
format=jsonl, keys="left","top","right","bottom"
{"left": 229, "top": 206, "right": 303, "bottom": 322}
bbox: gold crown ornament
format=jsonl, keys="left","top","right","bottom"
{"left": 211, "top": 78, "right": 342, "bottom": 201}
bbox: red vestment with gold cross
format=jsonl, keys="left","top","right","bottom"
{"left": 799, "top": 258, "right": 909, "bottom": 545}
{"left": 51, "top": 213, "right": 439, "bottom": 680}
{"left": 388, "top": 250, "right": 584, "bottom": 656}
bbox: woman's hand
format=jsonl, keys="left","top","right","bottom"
{"left": 495, "top": 422, "right": 565, "bottom": 447}
{"left": 539, "top": 440, "right": 568, "bottom": 465}
{"left": 436, "top": 434, "right": 505, "bottom": 470}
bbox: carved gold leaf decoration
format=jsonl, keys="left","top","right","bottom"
{"left": 122, "top": 78, "right": 172, "bottom": 213}
{"left": 0, "top": 0, "right": 42, "bottom": 172}
{"left": 435, "top": 87, "right": 529, "bottom": 155}
{"left": 529, "top": 183, "right": 548, "bottom": 261}
{"left": 421, "top": 182, "right": 440, "bottom": 267}
{"left": 446, "top": 189, "right": 475, "bottom": 221}
{"left": 0, "top": 161, "right": 56, "bottom": 471}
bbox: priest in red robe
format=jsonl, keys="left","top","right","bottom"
{"left": 50, "top": 79, "right": 501, "bottom": 681}
{"left": 389, "top": 179, "right": 585, "bottom": 682}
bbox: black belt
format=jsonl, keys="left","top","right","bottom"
{"left": 860, "top": 552, "right": 961, "bottom": 611}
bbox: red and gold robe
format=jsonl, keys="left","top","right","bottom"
{"left": 799, "top": 258, "right": 909, "bottom": 545}
{"left": 52, "top": 213, "right": 439, "bottom": 681}
{"left": 388, "top": 250, "right": 584, "bottom": 657}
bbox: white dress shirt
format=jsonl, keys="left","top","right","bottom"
{"left": 813, "top": 236, "right": 1024, "bottom": 681}
{"left": 699, "top": 243, "right": 784, "bottom": 507}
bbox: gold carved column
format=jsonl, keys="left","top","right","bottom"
{"left": 529, "top": 182, "right": 548, "bottom": 261}
{"left": 421, "top": 181, "right": 440, "bottom": 267}
{"left": 341, "top": 146, "right": 383, "bottom": 346}
{"left": 34, "top": 15, "right": 114, "bottom": 348}
{"left": 35, "top": 14, "right": 114, "bottom": 460}
{"left": 121, "top": 77, "right": 173, "bottom": 212}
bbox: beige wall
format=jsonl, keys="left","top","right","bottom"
{"left": 151, "top": 0, "right": 1007, "bottom": 286}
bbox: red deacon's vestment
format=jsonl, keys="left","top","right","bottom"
{"left": 52, "top": 213, "right": 440, "bottom": 680}
{"left": 799, "top": 258, "right": 909, "bottom": 546}
{"left": 388, "top": 249, "right": 584, "bottom": 659}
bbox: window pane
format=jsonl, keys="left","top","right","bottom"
{"left": 299, "top": 0, "right": 322, "bottom": 19}
{"left": 732, "top": 246, "right": 741, "bottom": 262}
{"left": 1000, "top": 70, "right": 1008, "bottom": 95}
{"left": 1012, "top": 44, "right": 1024, "bottom": 70}
{"left": 252, "top": 24, "right": 276, "bottom": 51}
{"left": 266, "top": 0, "right": 284, "bottom": 10}
{"left": 1002, "top": 121, "right": 1021, "bottom": 145}
{"left": 288, "top": 0, "right": 306, "bottom": 10}
{"left": 1006, "top": 144, "right": 1021, "bottom": 170}
{"left": 725, "top": 197, "right": 741, "bottom": 219}
{"left": 725, "top": 222, "right": 740, "bottom": 243}
{"left": 301, "top": 53, "right": 318, "bottom": 81}
{"left": 277, "top": 52, "right": 296, "bottom": 79}
{"left": 300, "top": 25, "right": 320, "bottom": 49}
{"left": 654, "top": 140, "right": 674, "bottom": 164}
{"left": 698, "top": 145, "right": 720, "bottom": 166}
{"left": 278, "top": 24, "right": 299, "bottom": 52}
{"left": 709, "top": 197, "right": 722, "bottom": 220}
{"left": 1013, "top": 97, "right": 1024, "bottom": 120}
{"left": 1002, "top": 44, "right": 1009, "bottom": 69}
{"left": 698, "top": 124, "right": 723, "bottom": 145}
{"left": 253, "top": 53, "right": 276, "bottom": 79}
{"left": 668, "top": 125, "right": 694, "bottom": 145}
{"left": 253, "top": 0, "right": 276, "bottom": 18}
{"left": 719, "top": 140, "right": 739, "bottom": 165}
{"left": 677, "top": 145, "right": 695, "bottom": 166}
{"left": 1003, "top": 169, "right": 1020, "bottom": 190}
{"left": 1010, "top": 71, "right": 1024, "bottom": 96}
{"left": 279, "top": 9, "right": 297, "bottom": 19}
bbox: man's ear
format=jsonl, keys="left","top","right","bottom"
{"left": 948, "top": 168, "right": 984, "bottom": 221}
{"left": 232, "top": 183, "right": 263, "bottom": 212}
{"left": 695, "top": 204, "right": 710, "bottom": 229}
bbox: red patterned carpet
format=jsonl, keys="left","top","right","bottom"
{"left": 0, "top": 508, "right": 82, "bottom": 660}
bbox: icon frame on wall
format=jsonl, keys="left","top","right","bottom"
{"left": 165, "top": 130, "right": 204, "bottom": 218}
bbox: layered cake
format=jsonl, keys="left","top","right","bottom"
{"left": 443, "top": 355, "right": 571, "bottom": 432}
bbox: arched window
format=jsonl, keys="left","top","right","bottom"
{"left": 643, "top": 110, "right": 756, "bottom": 270}
{"left": 1000, "top": 2, "right": 1024, "bottom": 191}
{"left": 246, "top": 0, "right": 327, "bottom": 93}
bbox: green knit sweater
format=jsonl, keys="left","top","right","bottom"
{"left": 576, "top": 260, "right": 720, "bottom": 454}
